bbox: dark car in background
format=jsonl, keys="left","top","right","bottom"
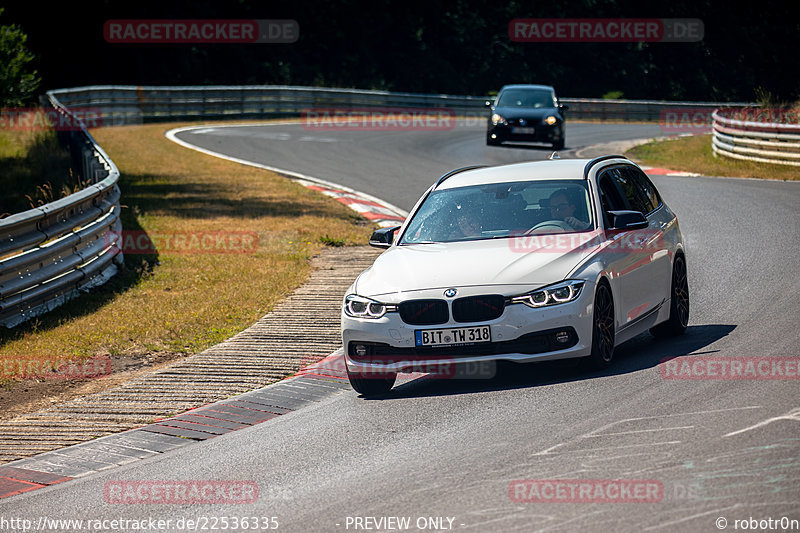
{"left": 486, "top": 84, "right": 568, "bottom": 149}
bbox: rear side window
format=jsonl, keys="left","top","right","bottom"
{"left": 606, "top": 167, "right": 654, "bottom": 214}
{"left": 625, "top": 167, "right": 662, "bottom": 213}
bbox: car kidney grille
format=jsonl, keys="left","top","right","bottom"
{"left": 398, "top": 299, "right": 449, "bottom": 325}
{"left": 452, "top": 295, "right": 505, "bottom": 323}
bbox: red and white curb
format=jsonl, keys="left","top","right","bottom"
{"left": 296, "top": 180, "right": 406, "bottom": 225}
{"left": 639, "top": 166, "right": 701, "bottom": 177}
{"left": 165, "top": 125, "right": 408, "bottom": 227}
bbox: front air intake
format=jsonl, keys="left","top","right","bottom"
{"left": 398, "top": 299, "right": 449, "bottom": 325}
{"left": 452, "top": 295, "right": 505, "bottom": 323}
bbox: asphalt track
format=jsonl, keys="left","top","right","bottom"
{"left": 2, "top": 121, "right": 799, "bottom": 532}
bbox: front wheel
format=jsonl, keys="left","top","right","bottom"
{"left": 650, "top": 255, "right": 689, "bottom": 338}
{"left": 584, "top": 282, "right": 615, "bottom": 369}
{"left": 552, "top": 138, "right": 565, "bottom": 150}
{"left": 347, "top": 368, "right": 396, "bottom": 397}
{"left": 486, "top": 134, "right": 502, "bottom": 146}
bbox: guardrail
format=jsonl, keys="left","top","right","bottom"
{"left": 0, "top": 93, "right": 123, "bottom": 328}
{"left": 48, "top": 85, "right": 744, "bottom": 125}
{"left": 712, "top": 108, "right": 800, "bottom": 167}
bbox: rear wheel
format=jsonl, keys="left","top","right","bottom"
{"left": 347, "top": 368, "right": 396, "bottom": 397}
{"left": 584, "top": 282, "right": 615, "bottom": 369}
{"left": 650, "top": 254, "right": 689, "bottom": 338}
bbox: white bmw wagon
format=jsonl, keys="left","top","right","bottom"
{"left": 341, "top": 155, "right": 689, "bottom": 396}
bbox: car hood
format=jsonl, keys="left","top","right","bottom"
{"left": 355, "top": 237, "right": 596, "bottom": 299}
{"left": 493, "top": 106, "right": 559, "bottom": 120}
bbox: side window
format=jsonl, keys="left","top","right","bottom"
{"left": 598, "top": 172, "right": 626, "bottom": 227}
{"left": 610, "top": 167, "right": 651, "bottom": 214}
{"left": 628, "top": 167, "right": 662, "bottom": 212}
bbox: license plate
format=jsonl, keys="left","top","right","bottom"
{"left": 511, "top": 126, "right": 535, "bottom": 134}
{"left": 415, "top": 326, "right": 491, "bottom": 347}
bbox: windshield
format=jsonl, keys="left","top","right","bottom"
{"left": 400, "top": 180, "right": 594, "bottom": 244}
{"left": 496, "top": 89, "right": 555, "bottom": 108}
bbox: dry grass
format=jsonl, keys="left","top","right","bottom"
{"left": 627, "top": 134, "right": 799, "bottom": 181}
{"left": 0, "top": 126, "right": 76, "bottom": 216}
{"left": 0, "top": 121, "right": 374, "bottom": 380}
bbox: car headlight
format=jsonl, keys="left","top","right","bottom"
{"left": 491, "top": 113, "right": 507, "bottom": 125}
{"left": 544, "top": 115, "right": 558, "bottom": 125}
{"left": 510, "top": 280, "right": 584, "bottom": 308}
{"left": 344, "top": 294, "right": 396, "bottom": 319}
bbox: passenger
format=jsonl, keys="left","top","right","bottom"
{"left": 549, "top": 189, "right": 590, "bottom": 230}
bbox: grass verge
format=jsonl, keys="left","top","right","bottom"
{"left": 0, "top": 120, "right": 375, "bottom": 406}
{"left": 627, "top": 134, "right": 799, "bottom": 181}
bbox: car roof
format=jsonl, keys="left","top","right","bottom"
{"left": 499, "top": 84, "right": 555, "bottom": 92}
{"left": 436, "top": 158, "right": 629, "bottom": 189}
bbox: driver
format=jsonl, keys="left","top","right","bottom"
{"left": 448, "top": 202, "right": 482, "bottom": 240}
{"left": 549, "top": 189, "right": 590, "bottom": 230}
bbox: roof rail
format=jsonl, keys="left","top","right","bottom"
{"left": 583, "top": 155, "right": 628, "bottom": 178}
{"left": 435, "top": 165, "right": 486, "bottom": 187}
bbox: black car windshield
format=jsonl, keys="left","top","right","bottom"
{"left": 496, "top": 89, "right": 555, "bottom": 108}
{"left": 400, "top": 180, "right": 594, "bottom": 244}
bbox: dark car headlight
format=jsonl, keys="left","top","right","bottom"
{"left": 544, "top": 115, "right": 558, "bottom": 125}
{"left": 510, "top": 280, "right": 584, "bottom": 308}
{"left": 344, "top": 294, "right": 396, "bottom": 319}
{"left": 491, "top": 113, "right": 507, "bottom": 126}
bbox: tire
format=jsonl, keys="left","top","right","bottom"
{"left": 552, "top": 138, "right": 565, "bottom": 150}
{"left": 347, "top": 368, "right": 396, "bottom": 397}
{"left": 650, "top": 254, "right": 689, "bottom": 338}
{"left": 584, "top": 281, "right": 615, "bottom": 369}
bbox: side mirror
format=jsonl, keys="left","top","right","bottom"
{"left": 369, "top": 226, "right": 400, "bottom": 248}
{"left": 607, "top": 210, "right": 648, "bottom": 230}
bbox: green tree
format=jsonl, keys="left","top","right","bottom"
{"left": 0, "top": 9, "right": 41, "bottom": 107}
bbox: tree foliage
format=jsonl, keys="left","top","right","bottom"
{"left": 0, "top": 9, "right": 41, "bottom": 107}
{"left": 2, "top": 0, "right": 798, "bottom": 102}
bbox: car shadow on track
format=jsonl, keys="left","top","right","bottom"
{"left": 491, "top": 142, "right": 562, "bottom": 151}
{"left": 366, "top": 324, "right": 736, "bottom": 400}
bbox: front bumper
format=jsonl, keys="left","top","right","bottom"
{"left": 487, "top": 122, "right": 563, "bottom": 143}
{"left": 341, "top": 287, "right": 594, "bottom": 375}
